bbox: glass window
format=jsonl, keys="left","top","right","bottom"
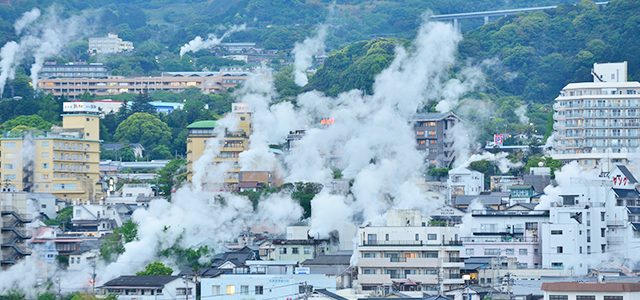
{"left": 485, "top": 249, "right": 500, "bottom": 255}
{"left": 362, "top": 252, "right": 376, "bottom": 258}
{"left": 4, "top": 163, "right": 14, "bottom": 170}
{"left": 211, "top": 286, "right": 220, "bottom": 295}
{"left": 42, "top": 141, "right": 50, "bottom": 147}
{"left": 4, "top": 142, "right": 16, "bottom": 148}
{"left": 519, "top": 249, "right": 528, "bottom": 255}
{"left": 42, "top": 163, "right": 49, "bottom": 169}
{"left": 225, "top": 286, "right": 235, "bottom": 295}
{"left": 279, "top": 248, "right": 287, "bottom": 254}
{"left": 466, "top": 248, "right": 474, "bottom": 255}
{"left": 576, "top": 296, "right": 595, "bottom": 300}
{"left": 42, "top": 152, "right": 50, "bottom": 158}
{"left": 292, "top": 247, "right": 299, "bottom": 254}
{"left": 240, "top": 286, "right": 249, "bottom": 295}
{"left": 4, "top": 153, "right": 15, "bottom": 159}
{"left": 549, "top": 296, "right": 568, "bottom": 300}
{"left": 255, "top": 286, "right": 263, "bottom": 295}
{"left": 304, "top": 247, "right": 311, "bottom": 254}
{"left": 603, "top": 296, "right": 623, "bottom": 300}
{"left": 363, "top": 269, "right": 377, "bottom": 274}
{"left": 427, "top": 234, "right": 437, "bottom": 240}
{"left": 505, "top": 249, "right": 514, "bottom": 255}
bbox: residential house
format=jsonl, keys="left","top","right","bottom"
{"left": 447, "top": 168, "right": 484, "bottom": 205}
{"left": 68, "top": 249, "right": 99, "bottom": 271}
{"left": 99, "top": 275, "right": 197, "bottom": 300}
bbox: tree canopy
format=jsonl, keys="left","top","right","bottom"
{"left": 136, "top": 262, "right": 174, "bottom": 276}
{"left": 114, "top": 113, "right": 172, "bottom": 151}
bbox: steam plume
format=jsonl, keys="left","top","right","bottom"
{"left": 515, "top": 104, "right": 530, "bottom": 124}
{"left": 292, "top": 25, "right": 328, "bottom": 86}
{"left": 179, "top": 25, "right": 246, "bottom": 57}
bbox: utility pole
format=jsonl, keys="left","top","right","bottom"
{"left": 57, "top": 276, "right": 61, "bottom": 300}
{"left": 91, "top": 256, "right": 97, "bottom": 294}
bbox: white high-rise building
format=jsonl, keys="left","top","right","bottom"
{"left": 552, "top": 61, "right": 640, "bottom": 168}
{"left": 88, "top": 33, "right": 134, "bottom": 54}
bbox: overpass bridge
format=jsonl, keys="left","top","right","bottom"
{"left": 431, "top": 2, "right": 609, "bottom": 31}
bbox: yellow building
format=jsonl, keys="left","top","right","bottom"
{"left": 186, "top": 105, "right": 252, "bottom": 190}
{"left": 0, "top": 113, "right": 102, "bottom": 202}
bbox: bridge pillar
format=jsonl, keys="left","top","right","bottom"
{"left": 453, "top": 18, "right": 461, "bottom": 32}
{"left": 484, "top": 16, "right": 489, "bottom": 24}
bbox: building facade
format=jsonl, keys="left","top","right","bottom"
{"left": 88, "top": 33, "right": 134, "bottom": 54}
{"left": 40, "top": 61, "right": 110, "bottom": 79}
{"left": 38, "top": 72, "right": 249, "bottom": 99}
{"left": 410, "top": 113, "right": 461, "bottom": 167}
{"left": 0, "top": 192, "right": 32, "bottom": 268}
{"left": 541, "top": 281, "right": 640, "bottom": 300}
{"left": 0, "top": 111, "right": 102, "bottom": 202}
{"left": 552, "top": 62, "right": 640, "bottom": 167}
{"left": 355, "top": 210, "right": 464, "bottom": 294}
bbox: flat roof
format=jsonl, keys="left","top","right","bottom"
{"left": 541, "top": 282, "right": 640, "bottom": 292}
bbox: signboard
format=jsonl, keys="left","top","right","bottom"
{"left": 63, "top": 102, "right": 100, "bottom": 113}
{"left": 494, "top": 134, "right": 504, "bottom": 146}
{"left": 295, "top": 267, "right": 310, "bottom": 274}
{"left": 321, "top": 118, "right": 335, "bottom": 125}
{"left": 232, "top": 103, "right": 251, "bottom": 113}
{"left": 613, "top": 176, "right": 628, "bottom": 187}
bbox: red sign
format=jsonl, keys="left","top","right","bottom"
{"left": 494, "top": 134, "right": 503, "bottom": 145}
{"left": 613, "top": 177, "right": 628, "bottom": 186}
{"left": 321, "top": 118, "right": 335, "bottom": 125}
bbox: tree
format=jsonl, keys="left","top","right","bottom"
{"left": 281, "top": 182, "right": 323, "bottom": 218}
{"left": 1, "top": 114, "right": 52, "bottom": 131}
{"left": 114, "top": 113, "right": 172, "bottom": 151}
{"left": 151, "top": 145, "right": 172, "bottom": 160}
{"left": 136, "top": 262, "right": 173, "bottom": 276}
{"left": 101, "top": 220, "right": 139, "bottom": 261}
{"left": 525, "top": 155, "right": 563, "bottom": 178}
{"left": 118, "top": 146, "right": 137, "bottom": 162}
{"left": 44, "top": 206, "right": 73, "bottom": 228}
{"left": 130, "top": 91, "right": 156, "bottom": 114}
{"left": 158, "top": 158, "right": 187, "bottom": 197}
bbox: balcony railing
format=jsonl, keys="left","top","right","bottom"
{"left": 362, "top": 240, "right": 463, "bottom": 246}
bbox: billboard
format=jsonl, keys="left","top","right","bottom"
{"left": 232, "top": 103, "right": 251, "bottom": 113}
{"left": 494, "top": 134, "right": 504, "bottom": 146}
{"left": 63, "top": 102, "right": 100, "bottom": 113}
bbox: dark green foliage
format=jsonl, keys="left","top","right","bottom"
{"left": 1, "top": 115, "right": 52, "bottom": 131}
{"left": 114, "top": 113, "right": 172, "bottom": 151}
{"left": 428, "top": 167, "right": 450, "bottom": 177}
{"left": 38, "top": 293, "right": 57, "bottom": 300}
{"left": 157, "top": 158, "right": 187, "bottom": 198}
{"left": 56, "top": 255, "right": 69, "bottom": 269}
{"left": 101, "top": 219, "right": 139, "bottom": 261}
{"left": 525, "top": 155, "right": 563, "bottom": 178}
{"left": 43, "top": 206, "right": 73, "bottom": 228}
{"left": 136, "top": 262, "right": 173, "bottom": 276}
{"left": 158, "top": 246, "right": 212, "bottom": 270}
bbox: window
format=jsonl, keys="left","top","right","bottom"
{"left": 4, "top": 142, "right": 16, "bottom": 148}
{"left": 485, "top": 249, "right": 500, "bottom": 255}
{"left": 557, "top": 246, "right": 563, "bottom": 253}
{"left": 255, "top": 286, "right": 263, "bottom": 295}
{"left": 415, "top": 234, "right": 419, "bottom": 241}
{"left": 551, "top": 230, "right": 563, "bottom": 235}
{"left": 304, "top": 247, "right": 311, "bottom": 254}
{"left": 424, "top": 269, "right": 438, "bottom": 274}
{"left": 525, "top": 222, "right": 538, "bottom": 230}
{"left": 604, "top": 296, "right": 623, "bottom": 300}
{"left": 385, "top": 234, "right": 389, "bottom": 241}
{"left": 4, "top": 175, "right": 16, "bottom": 180}
{"left": 424, "top": 252, "right": 438, "bottom": 258}
{"left": 42, "top": 141, "right": 50, "bottom": 147}
{"left": 552, "top": 262, "right": 563, "bottom": 268}
{"left": 363, "top": 269, "right": 377, "bottom": 274}
{"left": 4, "top": 164, "right": 14, "bottom": 170}
{"left": 466, "top": 248, "right": 474, "bottom": 255}
{"left": 279, "top": 248, "right": 287, "bottom": 254}
{"left": 601, "top": 228, "right": 606, "bottom": 237}
{"left": 549, "top": 296, "right": 568, "bottom": 300}
{"left": 240, "top": 285, "right": 249, "bottom": 295}
{"left": 42, "top": 152, "right": 49, "bottom": 158}
{"left": 505, "top": 249, "right": 514, "bottom": 255}
{"left": 601, "top": 212, "right": 606, "bottom": 221}
{"left": 576, "top": 296, "right": 595, "bottom": 300}
{"left": 427, "top": 234, "right": 437, "bottom": 240}
{"left": 362, "top": 252, "right": 376, "bottom": 258}
{"left": 4, "top": 153, "right": 14, "bottom": 159}
{"left": 42, "top": 163, "right": 49, "bottom": 169}
{"left": 519, "top": 249, "right": 528, "bottom": 255}
{"left": 226, "top": 286, "right": 235, "bottom": 295}
{"left": 534, "top": 249, "right": 539, "bottom": 255}
{"left": 292, "top": 247, "right": 299, "bottom": 254}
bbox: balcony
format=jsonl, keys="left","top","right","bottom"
{"left": 358, "top": 257, "right": 440, "bottom": 268}
{"left": 606, "top": 220, "right": 626, "bottom": 227}
{"left": 362, "top": 240, "right": 424, "bottom": 246}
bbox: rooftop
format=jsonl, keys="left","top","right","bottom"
{"left": 100, "top": 275, "right": 179, "bottom": 288}
{"left": 541, "top": 282, "right": 640, "bottom": 292}
{"left": 187, "top": 120, "right": 216, "bottom": 129}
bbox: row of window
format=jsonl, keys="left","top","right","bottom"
{"left": 211, "top": 285, "right": 263, "bottom": 295}
{"left": 361, "top": 252, "right": 439, "bottom": 258}
{"left": 550, "top": 296, "right": 622, "bottom": 300}
{"left": 278, "top": 247, "right": 312, "bottom": 255}
{"left": 362, "top": 268, "right": 439, "bottom": 275}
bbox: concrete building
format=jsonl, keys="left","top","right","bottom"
{"left": 552, "top": 61, "right": 640, "bottom": 167}
{"left": 355, "top": 209, "right": 464, "bottom": 294}
{"left": 0, "top": 106, "right": 102, "bottom": 202}
{"left": 447, "top": 167, "right": 484, "bottom": 204}
{"left": 68, "top": 249, "right": 99, "bottom": 271}
{"left": 100, "top": 275, "right": 197, "bottom": 300}
{"left": 186, "top": 104, "right": 251, "bottom": 190}
{"left": 40, "top": 61, "right": 110, "bottom": 79}
{"left": 0, "top": 192, "right": 32, "bottom": 268}
{"left": 410, "top": 113, "right": 461, "bottom": 167}
{"left": 88, "top": 33, "right": 134, "bottom": 54}
{"left": 70, "top": 199, "right": 124, "bottom": 236}
{"left": 38, "top": 71, "right": 249, "bottom": 99}
{"left": 541, "top": 281, "right": 640, "bottom": 300}
{"left": 200, "top": 260, "right": 336, "bottom": 300}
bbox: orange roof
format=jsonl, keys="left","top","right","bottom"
{"left": 541, "top": 282, "right": 640, "bottom": 292}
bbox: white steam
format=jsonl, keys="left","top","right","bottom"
{"left": 515, "top": 104, "right": 529, "bottom": 124}
{"left": 179, "top": 24, "right": 246, "bottom": 57}
{"left": 291, "top": 25, "right": 328, "bottom": 86}
{"left": 455, "top": 151, "right": 522, "bottom": 173}
{"left": 459, "top": 198, "right": 484, "bottom": 237}
{"left": 0, "top": 7, "right": 91, "bottom": 95}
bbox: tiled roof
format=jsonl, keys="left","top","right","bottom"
{"left": 101, "top": 275, "right": 178, "bottom": 288}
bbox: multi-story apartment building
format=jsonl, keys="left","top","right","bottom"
{"left": 0, "top": 192, "right": 32, "bottom": 269}
{"left": 186, "top": 104, "right": 251, "bottom": 190}
{"left": 460, "top": 209, "right": 547, "bottom": 269}
{"left": 88, "top": 33, "right": 134, "bottom": 54}
{"left": 540, "top": 165, "right": 640, "bottom": 275}
{"left": 38, "top": 71, "right": 249, "bottom": 99}
{"left": 447, "top": 167, "right": 484, "bottom": 205}
{"left": 0, "top": 105, "right": 102, "bottom": 202}
{"left": 553, "top": 62, "right": 640, "bottom": 167}
{"left": 410, "top": 113, "right": 460, "bottom": 167}
{"left": 355, "top": 209, "right": 464, "bottom": 294}
{"left": 40, "top": 61, "right": 110, "bottom": 79}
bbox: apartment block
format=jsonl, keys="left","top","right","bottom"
{"left": 410, "top": 113, "right": 460, "bottom": 167}
{"left": 0, "top": 192, "right": 32, "bottom": 269}
{"left": 40, "top": 61, "right": 110, "bottom": 79}
{"left": 186, "top": 104, "right": 251, "bottom": 190}
{"left": 0, "top": 107, "right": 101, "bottom": 202}
{"left": 88, "top": 33, "right": 134, "bottom": 54}
{"left": 552, "top": 61, "right": 640, "bottom": 167}
{"left": 38, "top": 72, "right": 249, "bottom": 98}
{"left": 355, "top": 209, "right": 464, "bottom": 294}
